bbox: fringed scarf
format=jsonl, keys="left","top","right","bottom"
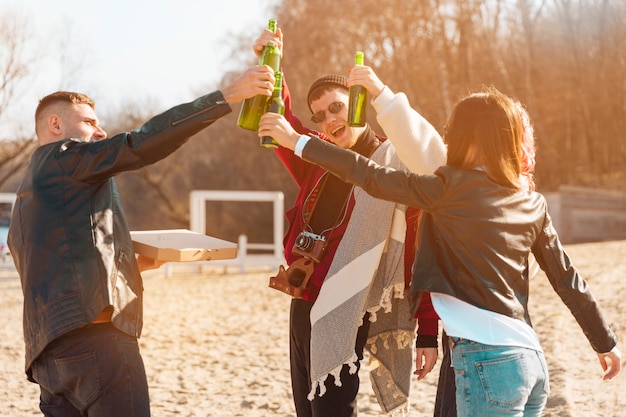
{"left": 307, "top": 140, "right": 417, "bottom": 415}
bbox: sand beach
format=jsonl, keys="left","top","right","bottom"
{"left": 1, "top": 240, "right": 624, "bottom": 416}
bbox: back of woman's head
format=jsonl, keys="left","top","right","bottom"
{"left": 444, "top": 87, "right": 526, "bottom": 189}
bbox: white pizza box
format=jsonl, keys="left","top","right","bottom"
{"left": 130, "top": 229, "right": 238, "bottom": 262}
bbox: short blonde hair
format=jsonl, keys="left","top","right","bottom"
{"left": 34, "top": 91, "right": 95, "bottom": 137}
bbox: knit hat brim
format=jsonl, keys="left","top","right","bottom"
{"left": 307, "top": 74, "right": 348, "bottom": 112}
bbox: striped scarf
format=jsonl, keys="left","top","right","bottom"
{"left": 307, "top": 140, "right": 417, "bottom": 415}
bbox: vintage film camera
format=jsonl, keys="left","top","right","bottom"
{"left": 291, "top": 230, "right": 327, "bottom": 263}
{"left": 269, "top": 231, "right": 328, "bottom": 298}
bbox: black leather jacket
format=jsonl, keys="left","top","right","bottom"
{"left": 301, "top": 138, "right": 617, "bottom": 354}
{"left": 8, "top": 91, "right": 231, "bottom": 373}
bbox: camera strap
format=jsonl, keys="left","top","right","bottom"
{"left": 301, "top": 172, "right": 353, "bottom": 246}
{"left": 270, "top": 174, "right": 353, "bottom": 298}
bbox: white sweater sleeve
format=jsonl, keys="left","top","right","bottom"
{"left": 372, "top": 86, "right": 447, "bottom": 174}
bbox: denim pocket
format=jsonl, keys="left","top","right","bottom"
{"left": 55, "top": 351, "right": 101, "bottom": 408}
{"left": 475, "top": 353, "right": 527, "bottom": 408}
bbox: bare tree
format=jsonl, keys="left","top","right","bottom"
{"left": 268, "top": 0, "right": 625, "bottom": 191}
{"left": 101, "top": 0, "right": 626, "bottom": 239}
{"left": 5, "top": 0, "right": 624, "bottom": 240}
{"left": 0, "top": 139, "right": 37, "bottom": 189}
{"left": 0, "top": 12, "right": 35, "bottom": 124}
{"left": 0, "top": 11, "right": 40, "bottom": 188}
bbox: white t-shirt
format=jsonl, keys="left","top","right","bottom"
{"left": 431, "top": 292, "right": 543, "bottom": 352}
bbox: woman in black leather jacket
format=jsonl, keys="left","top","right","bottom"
{"left": 259, "top": 86, "right": 621, "bottom": 417}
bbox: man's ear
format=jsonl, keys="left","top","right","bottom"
{"left": 48, "top": 114, "right": 62, "bottom": 135}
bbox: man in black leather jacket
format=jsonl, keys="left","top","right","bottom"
{"left": 7, "top": 65, "right": 275, "bottom": 417}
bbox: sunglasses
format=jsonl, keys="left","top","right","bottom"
{"left": 310, "top": 101, "right": 344, "bottom": 123}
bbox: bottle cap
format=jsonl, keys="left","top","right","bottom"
{"left": 355, "top": 51, "right": 364, "bottom": 65}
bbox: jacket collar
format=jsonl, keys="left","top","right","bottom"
{"left": 351, "top": 125, "right": 381, "bottom": 157}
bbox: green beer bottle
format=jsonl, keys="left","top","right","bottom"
{"left": 347, "top": 51, "right": 367, "bottom": 127}
{"left": 260, "top": 71, "right": 284, "bottom": 149}
{"left": 237, "top": 19, "right": 281, "bottom": 131}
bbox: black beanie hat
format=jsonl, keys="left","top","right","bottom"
{"left": 307, "top": 74, "right": 348, "bottom": 112}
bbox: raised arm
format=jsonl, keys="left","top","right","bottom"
{"left": 347, "top": 65, "right": 446, "bottom": 174}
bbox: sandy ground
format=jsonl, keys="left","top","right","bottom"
{"left": 1, "top": 240, "right": 625, "bottom": 417}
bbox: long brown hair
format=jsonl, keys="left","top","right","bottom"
{"left": 444, "top": 87, "right": 524, "bottom": 189}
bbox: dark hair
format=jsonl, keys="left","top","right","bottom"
{"left": 444, "top": 87, "right": 524, "bottom": 189}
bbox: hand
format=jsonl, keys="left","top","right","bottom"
{"left": 221, "top": 66, "right": 275, "bottom": 105}
{"left": 598, "top": 346, "right": 622, "bottom": 380}
{"left": 136, "top": 254, "right": 166, "bottom": 272}
{"left": 347, "top": 65, "right": 385, "bottom": 98}
{"left": 257, "top": 112, "right": 301, "bottom": 150}
{"left": 414, "top": 347, "right": 438, "bottom": 380}
{"left": 253, "top": 27, "right": 283, "bottom": 57}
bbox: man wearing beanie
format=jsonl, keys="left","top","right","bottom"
{"left": 254, "top": 28, "right": 446, "bottom": 417}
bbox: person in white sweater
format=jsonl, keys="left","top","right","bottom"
{"left": 347, "top": 65, "right": 444, "bottom": 174}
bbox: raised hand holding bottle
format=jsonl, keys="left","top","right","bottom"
{"left": 237, "top": 19, "right": 281, "bottom": 131}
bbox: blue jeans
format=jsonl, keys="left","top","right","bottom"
{"left": 30, "top": 322, "right": 150, "bottom": 417}
{"left": 449, "top": 338, "right": 549, "bottom": 417}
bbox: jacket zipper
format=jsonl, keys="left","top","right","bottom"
{"left": 171, "top": 100, "right": 227, "bottom": 126}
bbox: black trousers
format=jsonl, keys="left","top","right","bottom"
{"left": 433, "top": 332, "right": 458, "bottom": 417}
{"left": 289, "top": 298, "right": 370, "bottom": 417}
{"left": 30, "top": 322, "right": 150, "bottom": 417}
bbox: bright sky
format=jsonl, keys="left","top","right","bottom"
{"left": 0, "top": 0, "right": 278, "bottom": 136}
